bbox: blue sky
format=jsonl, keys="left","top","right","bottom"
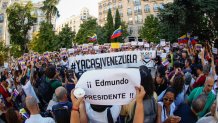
{"left": 32, "top": 0, "right": 100, "bottom": 24}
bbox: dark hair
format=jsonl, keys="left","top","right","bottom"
{"left": 173, "top": 61, "right": 180, "bottom": 68}
{"left": 172, "top": 74, "right": 185, "bottom": 97}
{"left": 163, "top": 87, "right": 176, "bottom": 98}
{"left": 5, "top": 108, "right": 21, "bottom": 123}
{"left": 45, "top": 65, "right": 56, "bottom": 79}
{"left": 0, "top": 75, "right": 6, "bottom": 82}
{"left": 157, "top": 65, "right": 166, "bottom": 76}
{"left": 139, "top": 65, "right": 154, "bottom": 99}
{"left": 196, "top": 64, "right": 203, "bottom": 71}
{"left": 186, "top": 59, "right": 192, "bottom": 66}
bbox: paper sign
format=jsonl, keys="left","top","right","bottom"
{"left": 160, "top": 39, "right": 166, "bottom": 46}
{"left": 111, "top": 43, "right": 120, "bottom": 49}
{"left": 131, "top": 41, "right": 137, "bottom": 46}
{"left": 75, "top": 68, "right": 141, "bottom": 105}
{"left": 144, "top": 43, "right": 150, "bottom": 48}
{"left": 212, "top": 48, "right": 217, "bottom": 54}
{"left": 4, "top": 62, "right": 8, "bottom": 68}
{"left": 138, "top": 42, "right": 144, "bottom": 46}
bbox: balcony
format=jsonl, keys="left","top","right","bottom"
{"left": 135, "top": 20, "right": 143, "bottom": 24}
{"left": 128, "top": 21, "right": 133, "bottom": 25}
{"left": 127, "top": 11, "right": 132, "bottom": 16}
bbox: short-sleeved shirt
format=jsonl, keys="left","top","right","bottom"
{"left": 25, "top": 114, "right": 55, "bottom": 123}
{"left": 174, "top": 103, "right": 198, "bottom": 123}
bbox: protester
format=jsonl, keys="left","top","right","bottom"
{"left": 188, "top": 76, "right": 216, "bottom": 117}
{"left": 5, "top": 107, "right": 22, "bottom": 123}
{"left": 25, "top": 96, "right": 55, "bottom": 123}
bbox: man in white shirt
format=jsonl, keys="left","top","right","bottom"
{"left": 25, "top": 96, "right": 55, "bottom": 123}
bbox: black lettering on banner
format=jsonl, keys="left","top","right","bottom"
{"left": 110, "top": 57, "right": 115, "bottom": 65}
{"left": 118, "top": 56, "right": 122, "bottom": 64}
{"left": 114, "top": 56, "right": 118, "bottom": 65}
{"left": 87, "top": 82, "right": 92, "bottom": 88}
{"left": 107, "top": 57, "right": 110, "bottom": 66}
{"left": 133, "top": 54, "right": 137, "bottom": 63}
{"left": 75, "top": 60, "right": 80, "bottom": 70}
{"left": 86, "top": 59, "right": 91, "bottom": 69}
{"left": 84, "top": 93, "right": 126, "bottom": 100}
{"left": 129, "top": 93, "right": 134, "bottom": 98}
{"left": 95, "top": 58, "right": 101, "bottom": 68}
{"left": 71, "top": 62, "right": 76, "bottom": 70}
{"left": 127, "top": 55, "right": 130, "bottom": 63}
{"left": 96, "top": 80, "right": 100, "bottom": 86}
{"left": 90, "top": 59, "right": 95, "bottom": 68}
{"left": 81, "top": 60, "right": 86, "bottom": 70}
{"left": 102, "top": 57, "right": 106, "bottom": 66}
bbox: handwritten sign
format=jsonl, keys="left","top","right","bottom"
{"left": 75, "top": 68, "right": 141, "bottom": 105}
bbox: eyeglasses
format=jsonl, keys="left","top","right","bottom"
{"left": 163, "top": 98, "right": 174, "bottom": 103}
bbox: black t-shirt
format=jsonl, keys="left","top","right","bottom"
{"left": 174, "top": 103, "right": 198, "bottom": 123}
{"left": 155, "top": 80, "right": 168, "bottom": 96}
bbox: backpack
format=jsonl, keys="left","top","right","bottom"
{"left": 38, "top": 77, "right": 56, "bottom": 103}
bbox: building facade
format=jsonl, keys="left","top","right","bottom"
{"left": 0, "top": 0, "right": 57, "bottom": 45}
{"left": 98, "top": 0, "right": 173, "bottom": 39}
{"left": 56, "top": 7, "right": 91, "bottom": 34}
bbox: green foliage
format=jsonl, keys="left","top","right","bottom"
{"left": 114, "top": 9, "right": 121, "bottom": 42}
{"left": 158, "top": 0, "right": 218, "bottom": 42}
{"left": 96, "top": 26, "right": 107, "bottom": 44}
{"left": 74, "top": 18, "right": 98, "bottom": 44}
{"left": 57, "top": 24, "right": 75, "bottom": 48}
{"left": 6, "top": 2, "right": 37, "bottom": 53}
{"left": 104, "top": 9, "right": 114, "bottom": 43}
{"left": 30, "top": 22, "right": 57, "bottom": 53}
{"left": 41, "top": 0, "right": 60, "bottom": 23}
{"left": 120, "top": 22, "right": 129, "bottom": 42}
{"left": 0, "top": 42, "right": 9, "bottom": 65}
{"left": 140, "top": 15, "right": 160, "bottom": 43}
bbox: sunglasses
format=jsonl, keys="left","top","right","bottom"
{"left": 163, "top": 98, "right": 174, "bottom": 103}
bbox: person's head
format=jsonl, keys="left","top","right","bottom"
{"left": 163, "top": 87, "right": 176, "bottom": 107}
{"left": 139, "top": 65, "right": 154, "bottom": 98}
{"left": 196, "top": 64, "right": 203, "bottom": 75}
{"left": 182, "top": 51, "right": 187, "bottom": 59}
{"left": 1, "top": 75, "right": 8, "bottom": 88}
{"left": 185, "top": 58, "right": 192, "bottom": 68}
{"left": 45, "top": 65, "right": 56, "bottom": 79}
{"left": 55, "top": 87, "right": 68, "bottom": 102}
{"left": 155, "top": 72, "right": 165, "bottom": 85}
{"left": 5, "top": 108, "right": 22, "bottom": 123}
{"left": 204, "top": 76, "right": 214, "bottom": 94}
{"left": 173, "top": 61, "right": 180, "bottom": 70}
{"left": 184, "top": 72, "right": 192, "bottom": 85}
{"left": 203, "top": 64, "right": 211, "bottom": 75}
{"left": 172, "top": 74, "right": 185, "bottom": 97}
{"left": 191, "top": 94, "right": 207, "bottom": 114}
{"left": 25, "top": 96, "right": 40, "bottom": 114}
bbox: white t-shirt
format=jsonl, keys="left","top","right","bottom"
{"left": 158, "top": 102, "right": 176, "bottom": 123}
{"left": 25, "top": 114, "right": 55, "bottom": 123}
{"left": 22, "top": 80, "right": 40, "bottom": 103}
{"left": 85, "top": 103, "right": 121, "bottom": 123}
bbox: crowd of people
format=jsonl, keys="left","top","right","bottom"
{"left": 0, "top": 42, "right": 218, "bottom": 123}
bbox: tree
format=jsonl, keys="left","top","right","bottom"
{"left": 74, "top": 18, "right": 98, "bottom": 44}
{"left": 104, "top": 9, "right": 114, "bottom": 43}
{"left": 57, "top": 24, "right": 75, "bottom": 48}
{"left": 30, "top": 22, "right": 57, "bottom": 53}
{"left": 140, "top": 15, "right": 160, "bottom": 43}
{"left": 0, "top": 41, "right": 9, "bottom": 65}
{"left": 96, "top": 26, "right": 107, "bottom": 44}
{"left": 120, "top": 22, "right": 129, "bottom": 42}
{"left": 7, "top": 2, "right": 37, "bottom": 53}
{"left": 41, "top": 0, "right": 60, "bottom": 24}
{"left": 158, "top": 0, "right": 218, "bottom": 42}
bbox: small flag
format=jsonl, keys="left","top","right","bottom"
{"left": 88, "top": 34, "right": 97, "bottom": 42}
{"left": 111, "top": 26, "right": 122, "bottom": 39}
{"left": 162, "top": 60, "right": 170, "bottom": 66}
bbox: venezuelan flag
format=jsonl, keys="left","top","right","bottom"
{"left": 88, "top": 34, "right": 97, "bottom": 42}
{"left": 111, "top": 26, "right": 122, "bottom": 39}
{"left": 178, "top": 34, "right": 188, "bottom": 44}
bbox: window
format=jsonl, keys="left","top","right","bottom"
{"left": 128, "top": 17, "right": 133, "bottom": 24}
{"left": 127, "top": 8, "right": 132, "bottom": 15}
{"left": 144, "top": 5, "right": 150, "bottom": 12}
{"left": 134, "top": 6, "right": 142, "bottom": 14}
{"left": 159, "top": 3, "right": 164, "bottom": 9}
{"left": 135, "top": 15, "right": 142, "bottom": 23}
{"left": 118, "top": 2, "right": 122, "bottom": 8}
{"left": 153, "top": 4, "right": 159, "bottom": 12}
{"left": 133, "top": 0, "right": 141, "bottom": 6}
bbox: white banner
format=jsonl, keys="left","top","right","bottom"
{"left": 75, "top": 68, "right": 141, "bottom": 105}
{"left": 69, "top": 51, "right": 156, "bottom": 72}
